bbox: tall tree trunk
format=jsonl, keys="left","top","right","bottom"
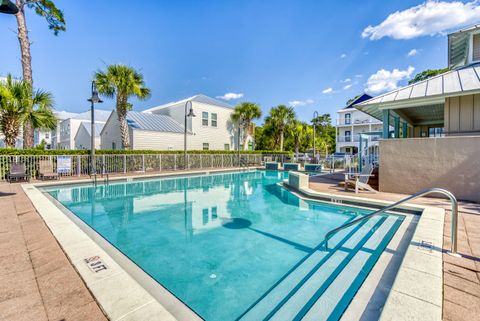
{"left": 280, "top": 130, "right": 284, "bottom": 151}
{"left": 242, "top": 120, "right": 250, "bottom": 150}
{"left": 15, "top": 1, "right": 34, "bottom": 149}
{"left": 117, "top": 97, "right": 130, "bottom": 149}
{"left": 4, "top": 121, "right": 20, "bottom": 148}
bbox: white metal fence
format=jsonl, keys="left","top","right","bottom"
{"left": 0, "top": 153, "right": 289, "bottom": 181}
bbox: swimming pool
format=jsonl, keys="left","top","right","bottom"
{"left": 44, "top": 170, "right": 405, "bottom": 321}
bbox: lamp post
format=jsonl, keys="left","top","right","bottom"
{"left": 312, "top": 111, "right": 319, "bottom": 163}
{"left": 0, "top": 0, "right": 19, "bottom": 14}
{"left": 87, "top": 81, "right": 103, "bottom": 177}
{"left": 184, "top": 100, "right": 195, "bottom": 169}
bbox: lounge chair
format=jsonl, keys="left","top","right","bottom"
{"left": 342, "top": 163, "right": 376, "bottom": 193}
{"left": 7, "top": 163, "right": 29, "bottom": 182}
{"left": 38, "top": 160, "right": 59, "bottom": 180}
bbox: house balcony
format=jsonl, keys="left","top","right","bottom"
{"left": 336, "top": 118, "right": 382, "bottom": 126}
{"left": 337, "top": 135, "right": 382, "bottom": 143}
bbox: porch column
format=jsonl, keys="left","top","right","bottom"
{"left": 402, "top": 122, "right": 408, "bottom": 138}
{"left": 382, "top": 109, "right": 390, "bottom": 139}
{"left": 394, "top": 116, "right": 400, "bottom": 138}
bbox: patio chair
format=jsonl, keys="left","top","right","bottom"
{"left": 7, "top": 163, "right": 29, "bottom": 182}
{"left": 342, "top": 163, "right": 376, "bottom": 193}
{"left": 38, "top": 160, "right": 59, "bottom": 180}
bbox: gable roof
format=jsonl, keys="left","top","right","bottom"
{"left": 344, "top": 93, "right": 373, "bottom": 109}
{"left": 355, "top": 63, "right": 480, "bottom": 111}
{"left": 143, "top": 94, "right": 233, "bottom": 113}
{"left": 55, "top": 109, "right": 113, "bottom": 122}
{"left": 79, "top": 122, "right": 105, "bottom": 137}
{"left": 126, "top": 111, "right": 187, "bottom": 133}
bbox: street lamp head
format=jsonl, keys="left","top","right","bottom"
{"left": 0, "top": 0, "right": 19, "bottom": 14}
{"left": 88, "top": 81, "right": 103, "bottom": 104}
{"left": 187, "top": 107, "right": 196, "bottom": 117}
{"left": 185, "top": 100, "right": 195, "bottom": 117}
{"left": 88, "top": 91, "right": 103, "bottom": 104}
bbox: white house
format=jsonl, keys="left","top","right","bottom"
{"left": 101, "top": 110, "right": 190, "bottom": 150}
{"left": 101, "top": 94, "right": 241, "bottom": 150}
{"left": 74, "top": 122, "right": 105, "bottom": 150}
{"left": 55, "top": 109, "right": 111, "bottom": 150}
{"left": 144, "top": 94, "right": 239, "bottom": 150}
{"left": 335, "top": 93, "right": 383, "bottom": 155}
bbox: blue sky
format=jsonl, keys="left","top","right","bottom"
{"left": 1, "top": 0, "right": 479, "bottom": 123}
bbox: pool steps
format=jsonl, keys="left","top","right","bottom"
{"left": 238, "top": 215, "right": 401, "bottom": 321}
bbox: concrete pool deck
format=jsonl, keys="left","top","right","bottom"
{"left": 309, "top": 174, "right": 480, "bottom": 321}
{"left": 0, "top": 182, "right": 107, "bottom": 321}
{"left": 0, "top": 169, "right": 479, "bottom": 320}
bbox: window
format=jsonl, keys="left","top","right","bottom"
{"left": 212, "top": 207, "right": 218, "bottom": 220}
{"left": 202, "top": 112, "right": 209, "bottom": 126}
{"left": 224, "top": 144, "right": 230, "bottom": 151}
{"left": 345, "top": 130, "right": 351, "bottom": 142}
{"left": 345, "top": 113, "right": 351, "bottom": 125}
{"left": 202, "top": 208, "right": 209, "bottom": 225}
{"left": 45, "top": 133, "right": 49, "bottom": 139}
{"left": 473, "top": 34, "right": 480, "bottom": 61}
{"left": 428, "top": 127, "right": 444, "bottom": 138}
{"left": 211, "top": 113, "right": 217, "bottom": 127}
{"left": 112, "top": 142, "right": 116, "bottom": 150}
{"left": 203, "top": 143, "right": 209, "bottom": 150}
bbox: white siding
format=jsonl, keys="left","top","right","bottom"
{"left": 131, "top": 130, "right": 186, "bottom": 150}
{"left": 100, "top": 111, "right": 125, "bottom": 150}
{"left": 74, "top": 125, "right": 100, "bottom": 150}
{"left": 150, "top": 101, "right": 237, "bottom": 150}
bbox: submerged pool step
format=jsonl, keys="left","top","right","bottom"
{"left": 238, "top": 215, "right": 395, "bottom": 321}
{"left": 298, "top": 215, "right": 400, "bottom": 321}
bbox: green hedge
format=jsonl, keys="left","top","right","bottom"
{"left": 0, "top": 148, "right": 290, "bottom": 156}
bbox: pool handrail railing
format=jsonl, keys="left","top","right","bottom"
{"left": 323, "top": 187, "right": 459, "bottom": 255}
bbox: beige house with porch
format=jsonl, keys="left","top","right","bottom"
{"left": 354, "top": 25, "right": 480, "bottom": 203}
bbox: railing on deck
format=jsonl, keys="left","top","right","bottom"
{"left": 0, "top": 153, "right": 287, "bottom": 181}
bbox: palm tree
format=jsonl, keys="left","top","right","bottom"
{"left": 230, "top": 102, "right": 262, "bottom": 150}
{"left": 289, "top": 120, "right": 311, "bottom": 156}
{"left": 264, "top": 105, "right": 296, "bottom": 151}
{"left": 0, "top": 74, "right": 56, "bottom": 148}
{"left": 94, "top": 64, "right": 151, "bottom": 149}
{"left": 14, "top": 0, "right": 65, "bottom": 148}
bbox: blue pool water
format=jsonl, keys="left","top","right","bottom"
{"left": 45, "top": 170, "right": 404, "bottom": 321}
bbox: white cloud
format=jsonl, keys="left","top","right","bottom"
{"left": 362, "top": 1, "right": 480, "bottom": 40}
{"left": 322, "top": 87, "right": 333, "bottom": 94}
{"left": 407, "top": 49, "right": 419, "bottom": 57}
{"left": 343, "top": 84, "right": 353, "bottom": 90}
{"left": 216, "top": 92, "right": 244, "bottom": 101}
{"left": 340, "top": 53, "right": 347, "bottom": 59}
{"left": 341, "top": 78, "right": 352, "bottom": 83}
{"left": 288, "top": 99, "right": 314, "bottom": 107}
{"left": 355, "top": 74, "right": 363, "bottom": 78}
{"left": 366, "top": 66, "right": 415, "bottom": 94}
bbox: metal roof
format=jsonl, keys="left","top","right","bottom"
{"left": 448, "top": 25, "right": 480, "bottom": 68}
{"left": 53, "top": 109, "right": 113, "bottom": 122}
{"left": 356, "top": 63, "right": 480, "bottom": 110}
{"left": 80, "top": 122, "right": 105, "bottom": 137}
{"left": 143, "top": 94, "right": 233, "bottom": 113}
{"left": 126, "top": 111, "right": 187, "bottom": 133}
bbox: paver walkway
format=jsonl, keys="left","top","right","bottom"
{"left": 309, "top": 174, "right": 480, "bottom": 321}
{"left": 0, "top": 182, "right": 107, "bottom": 321}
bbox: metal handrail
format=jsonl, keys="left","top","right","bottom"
{"left": 324, "top": 188, "right": 459, "bottom": 255}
